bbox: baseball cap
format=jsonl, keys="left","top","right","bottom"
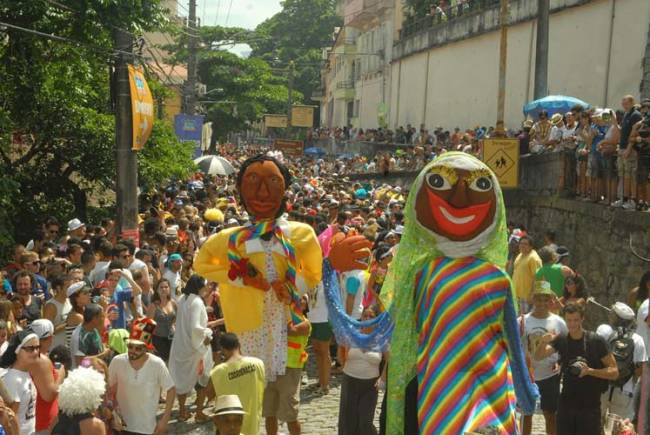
{"left": 67, "top": 281, "right": 90, "bottom": 298}
{"left": 28, "top": 319, "right": 54, "bottom": 339}
{"left": 168, "top": 253, "right": 182, "bottom": 262}
{"left": 612, "top": 302, "right": 635, "bottom": 321}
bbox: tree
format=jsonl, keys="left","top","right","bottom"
{"left": 0, "top": 0, "right": 194, "bottom": 251}
{"left": 249, "top": 0, "right": 342, "bottom": 106}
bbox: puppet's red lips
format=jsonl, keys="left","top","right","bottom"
{"left": 426, "top": 188, "right": 492, "bottom": 237}
{"left": 248, "top": 200, "right": 277, "bottom": 211}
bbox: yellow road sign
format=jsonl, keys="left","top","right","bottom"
{"left": 482, "top": 138, "right": 519, "bottom": 188}
{"left": 264, "top": 114, "right": 288, "bottom": 128}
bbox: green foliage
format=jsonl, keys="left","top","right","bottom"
{"left": 249, "top": 0, "right": 341, "bottom": 105}
{"left": 138, "top": 122, "right": 196, "bottom": 190}
{"left": 0, "top": 0, "right": 193, "bottom": 253}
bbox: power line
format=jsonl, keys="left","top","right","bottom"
{"left": 0, "top": 20, "right": 151, "bottom": 61}
{"left": 224, "top": 0, "right": 234, "bottom": 27}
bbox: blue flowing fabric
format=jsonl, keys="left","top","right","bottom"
{"left": 322, "top": 259, "right": 393, "bottom": 352}
{"left": 503, "top": 289, "right": 539, "bottom": 414}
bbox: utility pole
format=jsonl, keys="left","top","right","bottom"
{"left": 113, "top": 28, "right": 138, "bottom": 238}
{"left": 534, "top": 0, "right": 549, "bottom": 99}
{"left": 287, "top": 60, "right": 295, "bottom": 137}
{"left": 185, "top": 0, "right": 198, "bottom": 114}
{"left": 496, "top": 0, "right": 509, "bottom": 134}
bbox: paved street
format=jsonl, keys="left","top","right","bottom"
{"left": 163, "top": 346, "right": 548, "bottom": 434}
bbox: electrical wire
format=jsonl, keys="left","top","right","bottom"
{"left": 0, "top": 20, "right": 151, "bottom": 60}
{"left": 224, "top": 0, "right": 234, "bottom": 27}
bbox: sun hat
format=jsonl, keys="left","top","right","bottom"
{"left": 214, "top": 394, "right": 246, "bottom": 416}
{"left": 532, "top": 280, "right": 555, "bottom": 297}
{"left": 612, "top": 302, "right": 635, "bottom": 321}
{"left": 550, "top": 113, "right": 564, "bottom": 126}
{"left": 67, "top": 218, "right": 85, "bottom": 232}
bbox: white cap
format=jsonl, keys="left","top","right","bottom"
{"left": 66, "top": 281, "right": 88, "bottom": 298}
{"left": 214, "top": 394, "right": 246, "bottom": 416}
{"left": 394, "top": 225, "right": 404, "bottom": 235}
{"left": 612, "top": 302, "right": 635, "bottom": 321}
{"left": 28, "top": 319, "right": 54, "bottom": 339}
{"left": 67, "top": 218, "right": 85, "bottom": 232}
{"left": 227, "top": 218, "right": 239, "bottom": 225}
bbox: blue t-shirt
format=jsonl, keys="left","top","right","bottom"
{"left": 110, "top": 283, "right": 133, "bottom": 330}
{"left": 591, "top": 124, "right": 607, "bottom": 155}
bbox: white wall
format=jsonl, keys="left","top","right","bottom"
{"left": 390, "top": 0, "right": 650, "bottom": 130}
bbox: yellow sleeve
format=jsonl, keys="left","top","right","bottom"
{"left": 291, "top": 223, "right": 323, "bottom": 290}
{"left": 194, "top": 228, "right": 236, "bottom": 284}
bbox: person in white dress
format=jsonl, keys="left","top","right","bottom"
{"left": 168, "top": 274, "right": 213, "bottom": 421}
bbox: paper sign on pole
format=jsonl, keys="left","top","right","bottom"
{"left": 128, "top": 65, "right": 154, "bottom": 151}
{"left": 273, "top": 139, "right": 304, "bottom": 157}
{"left": 290, "top": 105, "right": 315, "bottom": 128}
{"left": 264, "top": 114, "right": 288, "bottom": 128}
{"left": 482, "top": 138, "right": 519, "bottom": 188}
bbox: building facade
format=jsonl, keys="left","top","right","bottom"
{"left": 319, "top": 0, "right": 650, "bottom": 131}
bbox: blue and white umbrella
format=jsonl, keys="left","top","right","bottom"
{"left": 305, "top": 147, "right": 326, "bottom": 156}
{"left": 523, "top": 95, "right": 590, "bottom": 119}
{"left": 193, "top": 155, "right": 235, "bottom": 176}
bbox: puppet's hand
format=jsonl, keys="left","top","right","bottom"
{"left": 271, "top": 280, "right": 291, "bottom": 304}
{"left": 242, "top": 270, "right": 270, "bottom": 291}
{"left": 329, "top": 234, "right": 373, "bottom": 272}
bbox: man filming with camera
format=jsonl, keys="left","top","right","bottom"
{"left": 535, "top": 303, "right": 619, "bottom": 435}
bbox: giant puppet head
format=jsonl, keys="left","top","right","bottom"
{"left": 236, "top": 154, "right": 292, "bottom": 220}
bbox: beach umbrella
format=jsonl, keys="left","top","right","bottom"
{"left": 523, "top": 95, "right": 590, "bottom": 119}
{"left": 304, "top": 147, "right": 326, "bottom": 156}
{"left": 193, "top": 155, "right": 235, "bottom": 176}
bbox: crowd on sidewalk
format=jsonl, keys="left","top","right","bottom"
{"left": 0, "top": 144, "right": 648, "bottom": 435}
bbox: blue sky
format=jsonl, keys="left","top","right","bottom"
{"left": 176, "top": 0, "right": 283, "bottom": 56}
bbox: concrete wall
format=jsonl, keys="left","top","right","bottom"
{"left": 357, "top": 75, "right": 383, "bottom": 128}
{"left": 390, "top": 0, "right": 650, "bottom": 130}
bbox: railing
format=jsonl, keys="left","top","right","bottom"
{"left": 400, "top": 0, "right": 501, "bottom": 40}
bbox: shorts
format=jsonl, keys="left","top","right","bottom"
{"left": 311, "top": 322, "right": 333, "bottom": 342}
{"left": 536, "top": 374, "right": 560, "bottom": 413}
{"left": 602, "top": 154, "right": 616, "bottom": 178}
{"left": 637, "top": 154, "right": 650, "bottom": 182}
{"left": 617, "top": 149, "right": 638, "bottom": 178}
{"left": 262, "top": 367, "right": 302, "bottom": 422}
{"left": 587, "top": 153, "right": 602, "bottom": 178}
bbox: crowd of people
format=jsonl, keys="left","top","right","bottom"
{"left": 0, "top": 142, "right": 648, "bottom": 435}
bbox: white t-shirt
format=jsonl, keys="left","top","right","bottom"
{"left": 109, "top": 353, "right": 174, "bottom": 434}
{"left": 89, "top": 261, "right": 110, "bottom": 287}
{"left": 339, "top": 270, "right": 367, "bottom": 320}
{"left": 307, "top": 282, "right": 329, "bottom": 324}
{"left": 2, "top": 368, "right": 36, "bottom": 435}
{"left": 597, "top": 324, "right": 647, "bottom": 394}
{"left": 163, "top": 268, "right": 183, "bottom": 301}
{"left": 522, "top": 312, "right": 568, "bottom": 381}
{"left": 343, "top": 347, "right": 382, "bottom": 379}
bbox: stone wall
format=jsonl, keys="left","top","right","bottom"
{"left": 505, "top": 191, "right": 650, "bottom": 325}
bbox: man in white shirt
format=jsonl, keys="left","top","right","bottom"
{"left": 597, "top": 302, "right": 647, "bottom": 421}
{"left": 162, "top": 253, "right": 183, "bottom": 301}
{"left": 522, "top": 281, "right": 568, "bottom": 435}
{"left": 340, "top": 269, "right": 367, "bottom": 321}
{"left": 108, "top": 320, "right": 175, "bottom": 435}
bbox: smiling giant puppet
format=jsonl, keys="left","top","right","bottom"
{"left": 194, "top": 154, "right": 370, "bottom": 382}
{"left": 379, "top": 152, "right": 538, "bottom": 434}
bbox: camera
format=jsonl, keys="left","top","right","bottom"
{"left": 567, "top": 356, "right": 588, "bottom": 376}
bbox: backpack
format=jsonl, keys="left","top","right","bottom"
{"left": 609, "top": 328, "right": 635, "bottom": 388}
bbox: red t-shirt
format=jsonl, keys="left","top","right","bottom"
{"left": 35, "top": 362, "right": 58, "bottom": 431}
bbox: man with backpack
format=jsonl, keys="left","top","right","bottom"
{"left": 596, "top": 302, "right": 647, "bottom": 421}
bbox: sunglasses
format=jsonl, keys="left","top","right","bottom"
{"left": 21, "top": 345, "right": 40, "bottom": 353}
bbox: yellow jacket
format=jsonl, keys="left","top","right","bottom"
{"left": 194, "top": 220, "right": 323, "bottom": 333}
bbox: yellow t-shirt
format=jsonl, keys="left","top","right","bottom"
{"left": 512, "top": 250, "right": 543, "bottom": 301}
{"left": 210, "top": 356, "right": 266, "bottom": 435}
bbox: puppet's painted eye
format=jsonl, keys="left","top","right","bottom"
{"left": 426, "top": 173, "right": 452, "bottom": 191}
{"left": 469, "top": 176, "right": 492, "bottom": 192}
